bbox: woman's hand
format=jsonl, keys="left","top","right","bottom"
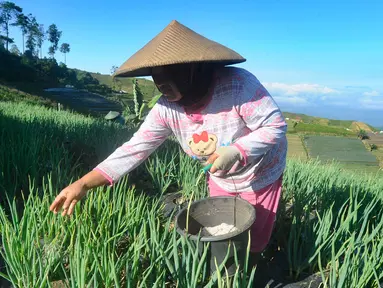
{"left": 49, "top": 180, "right": 88, "bottom": 216}
{"left": 49, "top": 169, "right": 110, "bottom": 216}
{"left": 207, "top": 146, "right": 244, "bottom": 174}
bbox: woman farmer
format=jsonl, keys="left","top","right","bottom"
{"left": 49, "top": 20, "right": 287, "bottom": 264}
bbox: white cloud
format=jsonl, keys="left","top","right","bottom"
{"left": 363, "top": 90, "right": 380, "bottom": 97}
{"left": 264, "top": 82, "right": 339, "bottom": 96}
{"left": 259, "top": 81, "right": 382, "bottom": 125}
{"left": 265, "top": 82, "right": 383, "bottom": 114}
{"left": 273, "top": 96, "right": 309, "bottom": 106}
{"left": 328, "top": 101, "right": 351, "bottom": 107}
{"left": 359, "top": 98, "right": 383, "bottom": 110}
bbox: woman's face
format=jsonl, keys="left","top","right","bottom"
{"left": 152, "top": 67, "right": 183, "bottom": 102}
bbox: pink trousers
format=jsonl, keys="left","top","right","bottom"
{"left": 208, "top": 175, "right": 283, "bottom": 253}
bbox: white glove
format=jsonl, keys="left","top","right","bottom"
{"left": 207, "top": 146, "right": 244, "bottom": 173}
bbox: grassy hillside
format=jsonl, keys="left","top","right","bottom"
{"left": 285, "top": 117, "right": 357, "bottom": 137}
{"left": 350, "top": 121, "right": 376, "bottom": 132}
{"left": 283, "top": 111, "right": 376, "bottom": 132}
{"left": 89, "top": 71, "right": 159, "bottom": 100}
{"left": 0, "top": 83, "right": 55, "bottom": 107}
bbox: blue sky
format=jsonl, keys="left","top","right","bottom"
{"left": 8, "top": 0, "right": 383, "bottom": 127}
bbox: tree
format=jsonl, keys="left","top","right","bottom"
{"left": 25, "top": 15, "right": 39, "bottom": 56}
{"left": 59, "top": 42, "right": 70, "bottom": 64}
{"left": 77, "top": 72, "right": 99, "bottom": 86}
{"left": 46, "top": 23, "right": 61, "bottom": 58}
{"left": 357, "top": 129, "right": 369, "bottom": 140}
{"left": 0, "top": 1, "right": 22, "bottom": 50}
{"left": 110, "top": 65, "right": 118, "bottom": 75}
{"left": 11, "top": 12, "right": 29, "bottom": 53}
{"left": 36, "top": 24, "right": 45, "bottom": 58}
{"left": 9, "top": 43, "right": 19, "bottom": 55}
{"left": 0, "top": 35, "right": 3, "bottom": 49}
{"left": 370, "top": 144, "right": 378, "bottom": 151}
{"left": 0, "top": 35, "right": 13, "bottom": 50}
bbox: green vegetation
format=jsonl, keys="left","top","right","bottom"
{"left": 59, "top": 43, "right": 70, "bottom": 65}
{"left": 0, "top": 0, "right": 159, "bottom": 115}
{"left": 357, "top": 129, "right": 369, "bottom": 140}
{"left": 283, "top": 112, "right": 327, "bottom": 124}
{"left": 369, "top": 143, "right": 378, "bottom": 151}
{"left": 295, "top": 122, "right": 355, "bottom": 136}
{"left": 284, "top": 114, "right": 381, "bottom": 174}
{"left": 0, "top": 101, "right": 133, "bottom": 201}
{"left": 0, "top": 1, "right": 68, "bottom": 86}
{"left": 283, "top": 112, "right": 353, "bottom": 128}
{"left": 1, "top": 98, "right": 383, "bottom": 286}
{"left": 303, "top": 135, "right": 380, "bottom": 173}
{"left": 283, "top": 112, "right": 377, "bottom": 132}
{"left": 327, "top": 119, "right": 354, "bottom": 129}
{"left": 1, "top": 3, "right": 383, "bottom": 285}
{"left": 131, "top": 78, "right": 145, "bottom": 120}
{"left": 287, "top": 120, "right": 355, "bottom": 136}
{"left": 0, "top": 83, "right": 54, "bottom": 106}
{"left": 90, "top": 70, "right": 159, "bottom": 100}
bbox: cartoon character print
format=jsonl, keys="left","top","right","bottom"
{"left": 187, "top": 131, "right": 218, "bottom": 161}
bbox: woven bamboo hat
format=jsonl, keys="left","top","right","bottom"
{"left": 104, "top": 111, "right": 120, "bottom": 120}
{"left": 113, "top": 20, "right": 246, "bottom": 78}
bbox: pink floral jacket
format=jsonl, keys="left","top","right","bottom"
{"left": 95, "top": 67, "right": 287, "bottom": 193}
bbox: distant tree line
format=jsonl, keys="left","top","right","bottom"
{"left": 0, "top": 1, "right": 70, "bottom": 61}
{"left": 0, "top": 1, "right": 113, "bottom": 95}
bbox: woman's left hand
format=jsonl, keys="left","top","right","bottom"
{"left": 206, "top": 146, "right": 243, "bottom": 174}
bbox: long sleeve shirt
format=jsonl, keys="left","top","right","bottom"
{"left": 94, "top": 67, "right": 288, "bottom": 193}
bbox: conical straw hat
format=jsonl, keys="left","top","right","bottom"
{"left": 105, "top": 111, "right": 120, "bottom": 120}
{"left": 114, "top": 20, "right": 246, "bottom": 78}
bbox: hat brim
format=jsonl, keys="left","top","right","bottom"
{"left": 114, "top": 59, "right": 246, "bottom": 78}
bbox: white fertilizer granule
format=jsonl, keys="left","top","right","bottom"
{"left": 202, "top": 223, "right": 238, "bottom": 236}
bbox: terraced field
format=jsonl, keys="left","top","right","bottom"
{"left": 303, "top": 135, "right": 380, "bottom": 173}
{"left": 44, "top": 88, "right": 123, "bottom": 117}
{"left": 286, "top": 134, "right": 307, "bottom": 159}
